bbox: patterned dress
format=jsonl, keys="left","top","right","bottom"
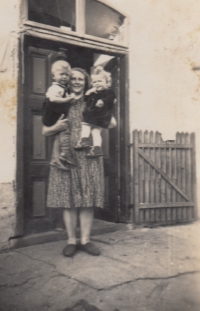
{"left": 47, "top": 97, "right": 104, "bottom": 209}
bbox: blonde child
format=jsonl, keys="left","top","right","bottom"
{"left": 43, "top": 60, "right": 76, "bottom": 170}
{"left": 75, "top": 66, "right": 117, "bottom": 158}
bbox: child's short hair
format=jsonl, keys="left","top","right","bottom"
{"left": 91, "top": 66, "right": 112, "bottom": 86}
{"left": 51, "top": 60, "right": 71, "bottom": 75}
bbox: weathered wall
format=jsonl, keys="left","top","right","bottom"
{"left": 0, "top": 0, "right": 19, "bottom": 250}
{"left": 110, "top": 0, "right": 200, "bottom": 213}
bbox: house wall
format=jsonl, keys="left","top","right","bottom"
{"left": 109, "top": 0, "right": 200, "bottom": 213}
{"left": 0, "top": 0, "right": 19, "bottom": 250}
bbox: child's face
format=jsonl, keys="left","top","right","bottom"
{"left": 91, "top": 74, "right": 107, "bottom": 91}
{"left": 53, "top": 67, "right": 70, "bottom": 85}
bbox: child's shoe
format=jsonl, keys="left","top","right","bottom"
{"left": 50, "top": 158, "right": 70, "bottom": 171}
{"left": 74, "top": 137, "right": 91, "bottom": 150}
{"left": 60, "top": 152, "right": 76, "bottom": 166}
{"left": 86, "top": 146, "right": 103, "bottom": 158}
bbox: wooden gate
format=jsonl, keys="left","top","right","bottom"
{"left": 132, "top": 130, "right": 197, "bottom": 225}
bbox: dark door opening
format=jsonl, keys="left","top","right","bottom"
{"left": 23, "top": 36, "right": 124, "bottom": 234}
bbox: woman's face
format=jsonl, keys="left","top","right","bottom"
{"left": 70, "top": 70, "right": 85, "bottom": 95}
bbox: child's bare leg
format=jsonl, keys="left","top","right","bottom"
{"left": 80, "top": 123, "right": 91, "bottom": 138}
{"left": 86, "top": 126, "right": 103, "bottom": 158}
{"left": 50, "top": 135, "right": 70, "bottom": 170}
{"left": 91, "top": 126, "right": 102, "bottom": 147}
{"left": 74, "top": 122, "right": 91, "bottom": 150}
{"left": 108, "top": 116, "right": 117, "bottom": 129}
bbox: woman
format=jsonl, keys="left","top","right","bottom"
{"left": 42, "top": 68, "right": 104, "bottom": 257}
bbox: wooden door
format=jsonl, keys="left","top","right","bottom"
{"left": 24, "top": 46, "right": 56, "bottom": 234}
{"left": 24, "top": 41, "right": 121, "bottom": 234}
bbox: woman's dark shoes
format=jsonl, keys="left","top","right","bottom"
{"left": 80, "top": 242, "right": 100, "bottom": 256}
{"left": 74, "top": 138, "right": 91, "bottom": 150}
{"left": 86, "top": 146, "right": 103, "bottom": 158}
{"left": 63, "top": 244, "right": 76, "bottom": 257}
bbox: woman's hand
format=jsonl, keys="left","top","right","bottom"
{"left": 42, "top": 114, "right": 69, "bottom": 136}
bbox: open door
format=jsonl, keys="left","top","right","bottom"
{"left": 23, "top": 37, "right": 121, "bottom": 234}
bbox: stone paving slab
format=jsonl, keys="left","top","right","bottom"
{"left": 16, "top": 241, "right": 137, "bottom": 290}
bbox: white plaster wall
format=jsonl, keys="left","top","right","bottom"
{"left": 0, "top": 0, "right": 19, "bottom": 250}
{"left": 110, "top": 0, "right": 200, "bottom": 214}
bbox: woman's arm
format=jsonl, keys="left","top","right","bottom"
{"left": 42, "top": 114, "right": 69, "bottom": 137}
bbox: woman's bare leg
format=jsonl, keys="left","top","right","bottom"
{"left": 63, "top": 209, "right": 77, "bottom": 245}
{"left": 79, "top": 208, "right": 100, "bottom": 256}
{"left": 79, "top": 207, "right": 94, "bottom": 245}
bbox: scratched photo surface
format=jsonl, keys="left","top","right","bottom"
{"left": 0, "top": 1, "right": 200, "bottom": 311}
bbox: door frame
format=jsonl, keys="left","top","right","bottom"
{"left": 15, "top": 33, "right": 130, "bottom": 236}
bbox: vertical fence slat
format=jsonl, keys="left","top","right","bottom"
{"left": 191, "top": 133, "right": 197, "bottom": 220}
{"left": 150, "top": 131, "right": 155, "bottom": 222}
{"left": 185, "top": 133, "right": 192, "bottom": 221}
{"left": 176, "top": 132, "right": 182, "bottom": 221}
{"left": 171, "top": 141, "right": 177, "bottom": 223}
{"left": 166, "top": 143, "right": 172, "bottom": 223}
{"left": 144, "top": 130, "right": 150, "bottom": 223}
{"left": 161, "top": 142, "right": 166, "bottom": 222}
{"left": 155, "top": 131, "right": 161, "bottom": 222}
{"left": 181, "top": 133, "right": 187, "bottom": 221}
{"left": 139, "top": 130, "right": 144, "bottom": 223}
{"left": 133, "top": 130, "right": 139, "bottom": 224}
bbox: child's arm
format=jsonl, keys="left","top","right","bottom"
{"left": 46, "top": 84, "right": 75, "bottom": 104}
{"left": 85, "top": 87, "right": 97, "bottom": 96}
{"left": 49, "top": 93, "right": 75, "bottom": 104}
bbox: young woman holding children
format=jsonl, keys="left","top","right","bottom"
{"left": 42, "top": 67, "right": 104, "bottom": 257}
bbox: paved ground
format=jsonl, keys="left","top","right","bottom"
{"left": 0, "top": 222, "right": 200, "bottom": 311}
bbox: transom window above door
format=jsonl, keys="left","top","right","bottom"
{"left": 26, "top": 0, "right": 128, "bottom": 46}
{"left": 28, "top": 0, "right": 76, "bottom": 31}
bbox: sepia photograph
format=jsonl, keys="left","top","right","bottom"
{"left": 0, "top": 0, "right": 200, "bottom": 310}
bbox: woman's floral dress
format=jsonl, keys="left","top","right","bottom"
{"left": 47, "top": 97, "right": 104, "bottom": 208}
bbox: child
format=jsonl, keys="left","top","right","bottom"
{"left": 43, "top": 60, "right": 76, "bottom": 170}
{"left": 74, "top": 66, "right": 117, "bottom": 158}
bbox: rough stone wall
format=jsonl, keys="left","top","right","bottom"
{"left": 0, "top": 0, "right": 19, "bottom": 251}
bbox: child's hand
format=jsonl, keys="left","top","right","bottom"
{"left": 90, "top": 87, "right": 97, "bottom": 93}
{"left": 66, "top": 93, "right": 75, "bottom": 101}
{"left": 69, "top": 93, "right": 75, "bottom": 100}
{"left": 85, "top": 87, "right": 97, "bottom": 96}
{"left": 96, "top": 99, "right": 104, "bottom": 108}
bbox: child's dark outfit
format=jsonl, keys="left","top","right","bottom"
{"left": 75, "top": 88, "right": 116, "bottom": 158}
{"left": 43, "top": 82, "right": 76, "bottom": 168}
{"left": 83, "top": 89, "right": 115, "bottom": 128}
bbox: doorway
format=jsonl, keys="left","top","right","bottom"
{"left": 22, "top": 36, "right": 127, "bottom": 234}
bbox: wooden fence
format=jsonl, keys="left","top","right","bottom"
{"left": 132, "top": 130, "right": 197, "bottom": 225}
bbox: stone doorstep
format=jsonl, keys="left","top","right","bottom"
{"left": 10, "top": 220, "right": 129, "bottom": 249}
